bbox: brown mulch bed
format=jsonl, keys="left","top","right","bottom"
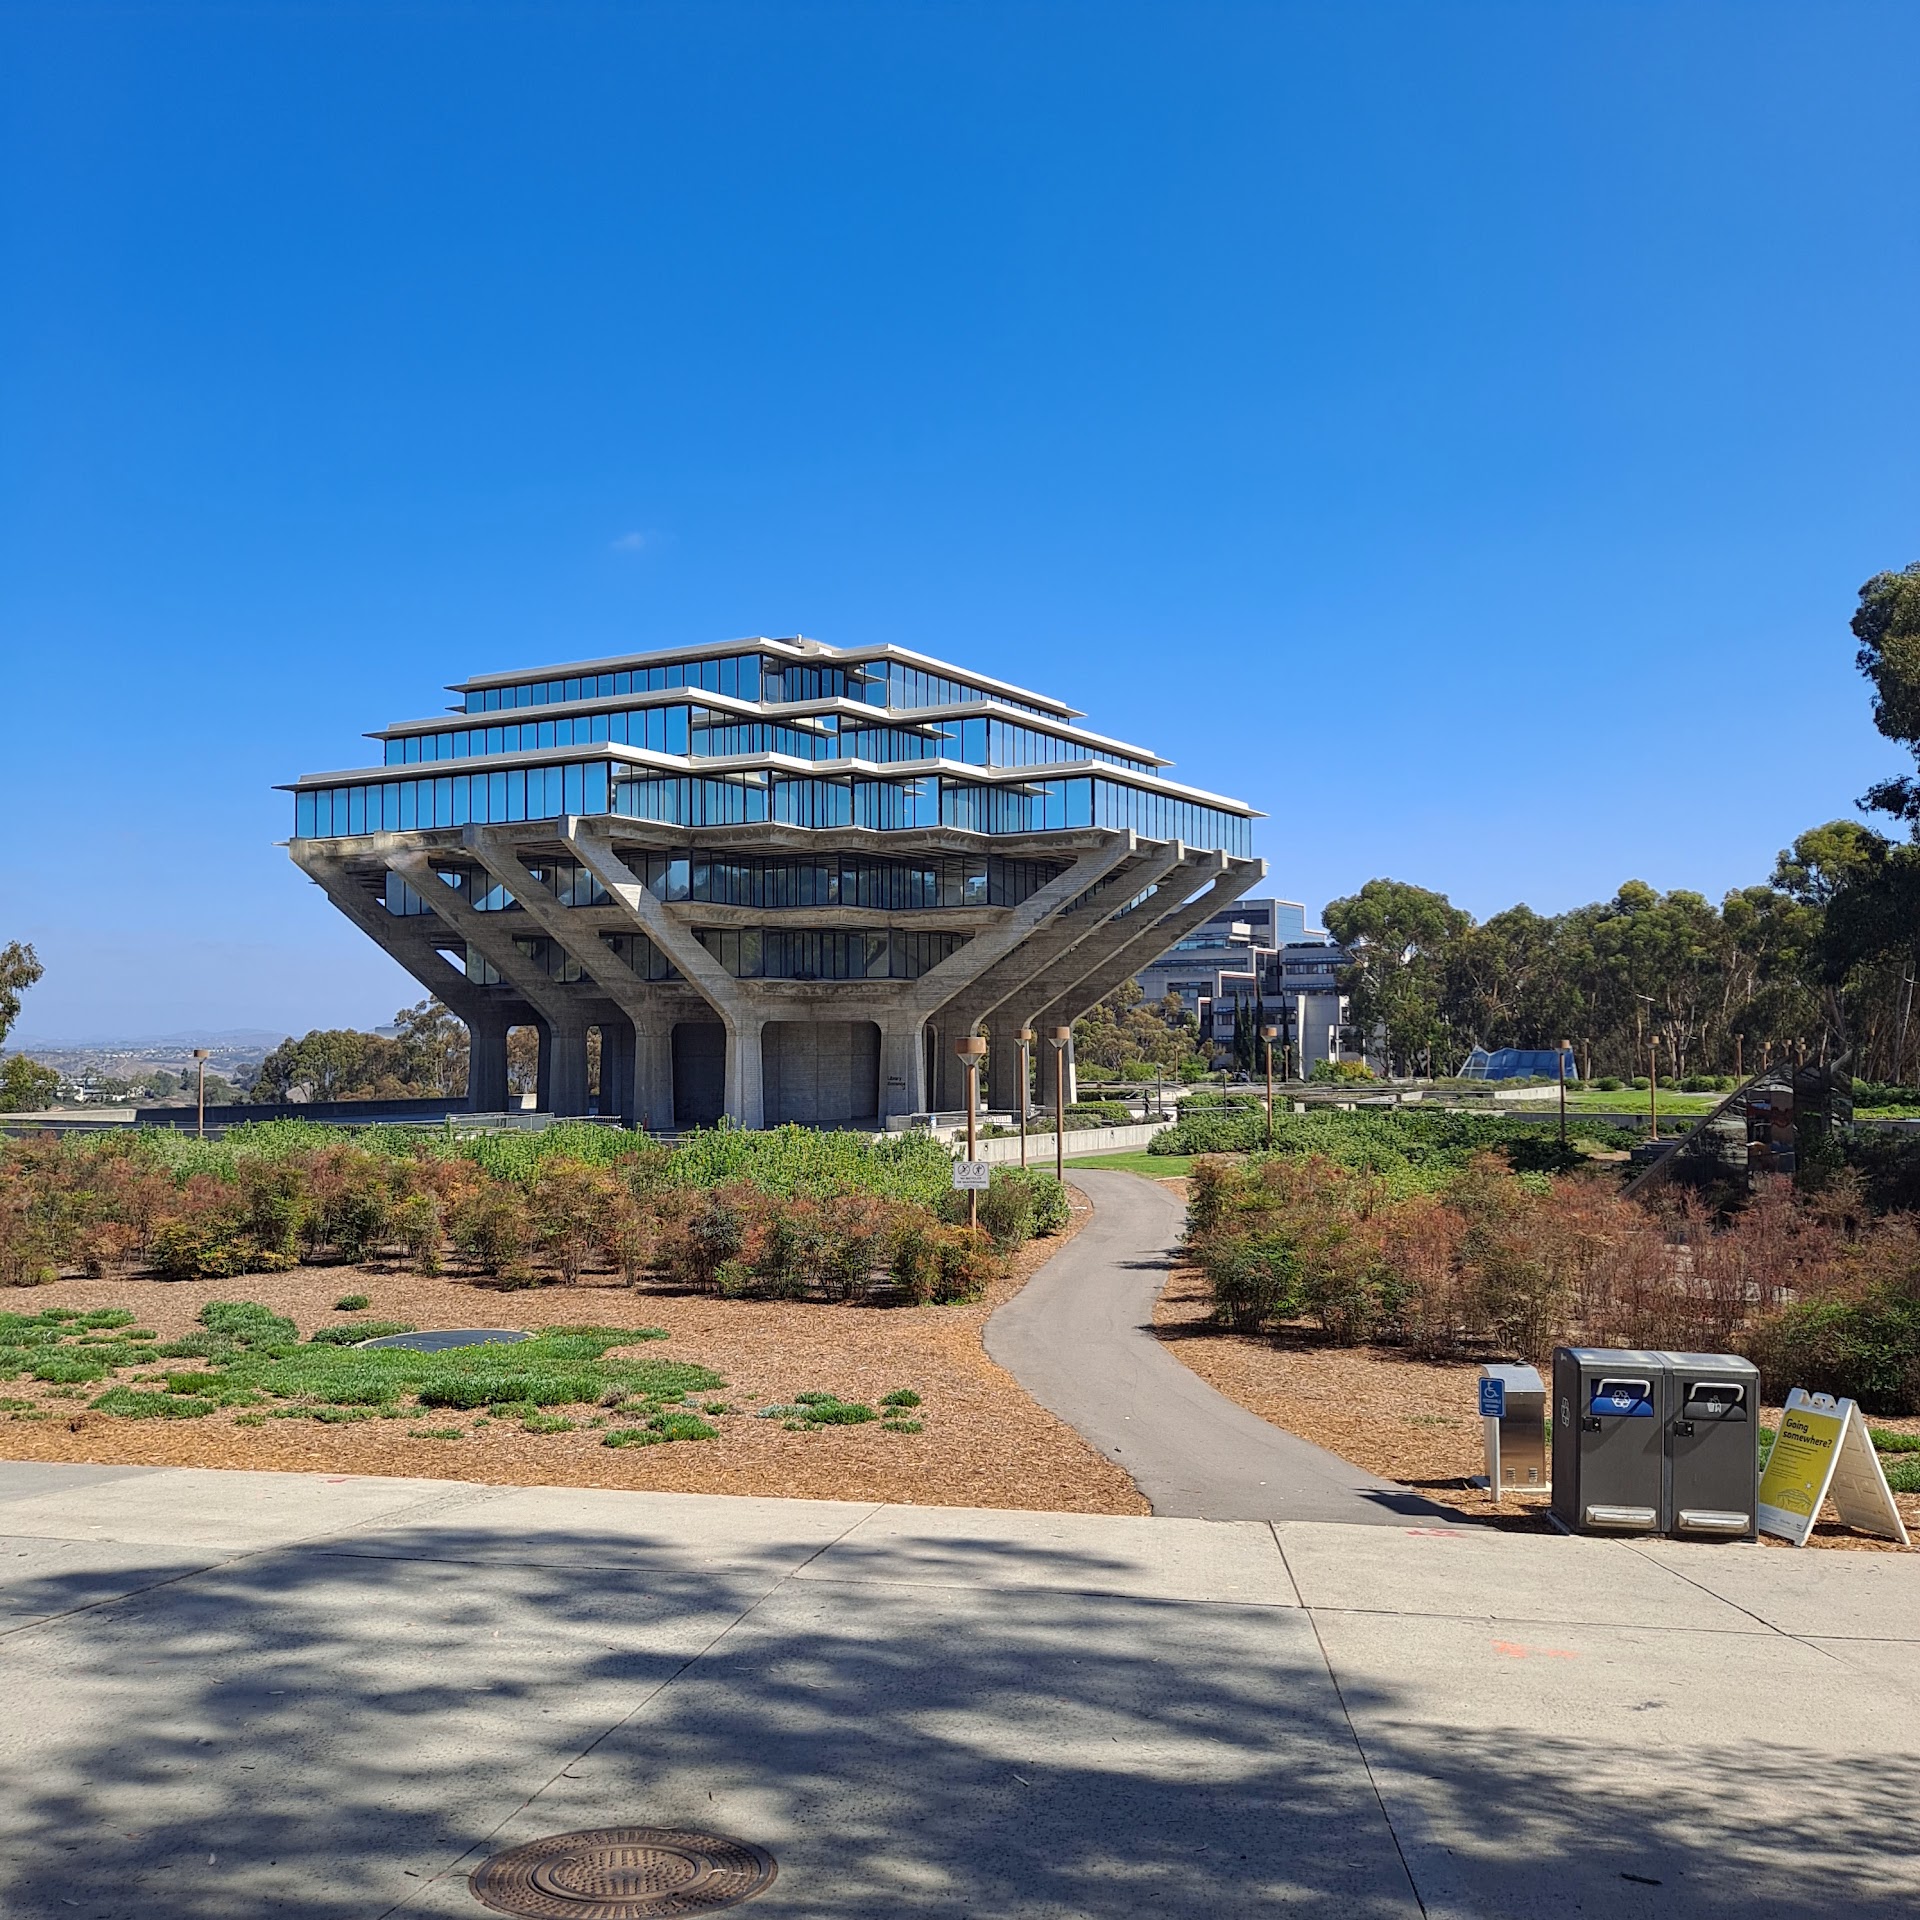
{"left": 1151, "top": 1254, "right": 1920, "bottom": 1551}
{"left": 0, "top": 1188, "right": 1148, "bottom": 1515}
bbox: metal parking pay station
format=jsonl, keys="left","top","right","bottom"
{"left": 1478, "top": 1362, "right": 1546, "bottom": 1499}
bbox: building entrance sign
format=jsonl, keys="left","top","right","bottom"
{"left": 1757, "top": 1389, "right": 1908, "bottom": 1547}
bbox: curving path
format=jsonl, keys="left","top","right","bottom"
{"left": 987, "top": 1169, "right": 1465, "bottom": 1525}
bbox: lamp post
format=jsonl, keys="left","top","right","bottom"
{"left": 954, "top": 1035, "right": 987, "bottom": 1230}
{"left": 1262, "top": 1023, "right": 1278, "bottom": 1149}
{"left": 1557, "top": 1038, "right": 1569, "bottom": 1146}
{"left": 1634, "top": 995, "right": 1659, "bottom": 1144}
{"left": 1016, "top": 1027, "right": 1035, "bottom": 1170}
{"left": 193, "top": 1048, "right": 210, "bottom": 1141}
{"left": 1049, "top": 1026, "right": 1071, "bottom": 1183}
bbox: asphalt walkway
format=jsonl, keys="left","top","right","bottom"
{"left": 987, "top": 1167, "right": 1458, "bottom": 1523}
{"left": 0, "top": 1463, "right": 1914, "bottom": 1918}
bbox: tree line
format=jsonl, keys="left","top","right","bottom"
{"left": 1326, "top": 564, "right": 1920, "bottom": 1082}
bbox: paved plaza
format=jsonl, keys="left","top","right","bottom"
{"left": 0, "top": 1462, "right": 1914, "bottom": 1917}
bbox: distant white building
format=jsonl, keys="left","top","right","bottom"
{"left": 1134, "top": 897, "right": 1353, "bottom": 1074}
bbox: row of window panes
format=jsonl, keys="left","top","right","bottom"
{"left": 455, "top": 930, "right": 675, "bottom": 987}
{"left": 302, "top": 763, "right": 1251, "bottom": 855}
{"left": 298, "top": 762, "right": 611, "bottom": 838}
{"left": 623, "top": 852, "right": 1061, "bottom": 911}
{"left": 1090, "top": 780, "right": 1254, "bottom": 857}
{"left": 391, "top": 705, "right": 1143, "bottom": 774}
{"left": 463, "top": 651, "right": 1062, "bottom": 719}
{"left": 388, "top": 706, "right": 690, "bottom": 765}
{"left": 695, "top": 927, "right": 969, "bottom": 981}
{"left": 851, "top": 660, "right": 1054, "bottom": 719}
{"left": 386, "top": 862, "right": 605, "bottom": 917}
{"left": 464, "top": 655, "right": 759, "bottom": 713}
{"left": 462, "top": 934, "right": 584, "bottom": 987}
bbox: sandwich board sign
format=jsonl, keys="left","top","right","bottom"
{"left": 1757, "top": 1388, "right": 1910, "bottom": 1547}
{"left": 951, "top": 1160, "right": 992, "bottom": 1191}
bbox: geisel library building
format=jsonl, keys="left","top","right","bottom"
{"left": 286, "top": 637, "right": 1264, "bottom": 1129}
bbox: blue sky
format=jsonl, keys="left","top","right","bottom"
{"left": 4, "top": 1, "right": 1919, "bottom": 1042}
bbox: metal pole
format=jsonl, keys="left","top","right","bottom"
{"left": 966, "top": 1060, "right": 978, "bottom": 1231}
{"left": 1557, "top": 1039, "right": 1568, "bottom": 1145}
{"left": 1051, "top": 1026, "right": 1070, "bottom": 1183}
{"left": 1262, "top": 1024, "right": 1277, "bottom": 1148}
{"left": 1898, "top": 972, "right": 1916, "bottom": 1088}
{"left": 954, "top": 1036, "right": 987, "bottom": 1231}
{"left": 1017, "top": 1028, "right": 1034, "bottom": 1170}
{"left": 1735, "top": 1032, "right": 1743, "bottom": 1082}
{"left": 1648, "top": 1035, "right": 1658, "bottom": 1144}
{"left": 194, "top": 1048, "right": 210, "bottom": 1141}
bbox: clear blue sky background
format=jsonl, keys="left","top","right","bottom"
{"left": 5, "top": 1, "right": 1919, "bottom": 1042}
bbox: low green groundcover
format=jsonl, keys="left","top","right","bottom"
{"left": 61, "top": 1300, "right": 721, "bottom": 1433}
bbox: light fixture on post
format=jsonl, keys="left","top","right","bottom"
{"left": 955, "top": 1035, "right": 988, "bottom": 1230}
{"left": 193, "top": 1048, "right": 211, "bottom": 1142}
{"left": 1016, "top": 1028, "right": 1036, "bottom": 1170}
{"left": 1049, "top": 1026, "right": 1072, "bottom": 1182}
{"left": 1261, "top": 1024, "right": 1278, "bottom": 1149}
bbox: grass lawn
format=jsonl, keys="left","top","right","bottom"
{"left": 1505, "top": 1088, "right": 1721, "bottom": 1115}
{"left": 1072, "top": 1151, "right": 1200, "bottom": 1178}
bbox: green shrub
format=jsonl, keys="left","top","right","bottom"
{"left": 1199, "top": 1231, "right": 1303, "bottom": 1330}
{"left": 1753, "top": 1296, "right": 1920, "bottom": 1415}
{"left": 89, "top": 1387, "right": 218, "bottom": 1418}
{"left": 334, "top": 1293, "right": 370, "bottom": 1311}
{"left": 881, "top": 1388, "right": 922, "bottom": 1408}
{"left": 305, "top": 1320, "right": 417, "bottom": 1346}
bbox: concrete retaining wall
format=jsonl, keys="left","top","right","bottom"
{"left": 972, "top": 1120, "right": 1172, "bottom": 1164}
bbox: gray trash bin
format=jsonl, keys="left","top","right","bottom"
{"left": 1551, "top": 1347, "right": 1668, "bottom": 1534}
{"left": 1660, "top": 1350, "right": 1759, "bottom": 1540}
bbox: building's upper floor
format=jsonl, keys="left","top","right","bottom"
{"left": 288, "top": 636, "right": 1259, "bottom": 856}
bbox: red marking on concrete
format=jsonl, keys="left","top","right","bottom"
{"left": 1491, "top": 1639, "right": 1579, "bottom": 1660}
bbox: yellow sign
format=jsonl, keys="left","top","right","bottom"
{"left": 1758, "top": 1389, "right": 1909, "bottom": 1547}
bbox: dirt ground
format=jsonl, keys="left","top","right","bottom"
{"left": 1151, "top": 1245, "right": 1920, "bottom": 1552}
{"left": 0, "top": 1188, "right": 1149, "bottom": 1515}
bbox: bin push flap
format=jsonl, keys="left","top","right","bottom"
{"left": 1683, "top": 1381, "right": 1747, "bottom": 1419}
{"left": 1590, "top": 1377, "right": 1654, "bottom": 1417}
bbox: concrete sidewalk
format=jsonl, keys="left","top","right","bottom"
{"left": 0, "top": 1463, "right": 1914, "bottom": 1918}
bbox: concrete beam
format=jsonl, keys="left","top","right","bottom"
{"left": 560, "top": 820, "right": 766, "bottom": 1128}
{"left": 1029, "top": 856, "right": 1267, "bottom": 1037}
{"left": 464, "top": 827, "right": 682, "bottom": 1129}
{"left": 383, "top": 850, "right": 608, "bottom": 1117}
{"left": 293, "top": 846, "right": 531, "bottom": 1113}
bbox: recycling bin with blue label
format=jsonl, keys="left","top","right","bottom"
{"left": 1551, "top": 1347, "right": 1669, "bottom": 1534}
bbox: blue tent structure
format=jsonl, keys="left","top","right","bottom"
{"left": 1458, "top": 1046, "right": 1576, "bottom": 1082}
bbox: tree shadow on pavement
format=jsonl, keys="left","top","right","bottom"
{"left": 0, "top": 1522, "right": 1911, "bottom": 1918}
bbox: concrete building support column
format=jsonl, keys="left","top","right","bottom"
{"left": 468, "top": 1010, "right": 510, "bottom": 1113}
{"left": 633, "top": 1020, "right": 674, "bottom": 1132}
{"left": 877, "top": 1015, "right": 928, "bottom": 1121}
{"left": 983, "top": 1016, "right": 1027, "bottom": 1117}
{"left": 724, "top": 1011, "right": 767, "bottom": 1132}
{"left": 598, "top": 1017, "right": 634, "bottom": 1123}
{"left": 537, "top": 1020, "right": 592, "bottom": 1117}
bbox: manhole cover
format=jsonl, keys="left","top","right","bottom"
{"left": 469, "top": 1827, "right": 778, "bottom": 1918}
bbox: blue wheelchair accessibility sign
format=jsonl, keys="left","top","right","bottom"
{"left": 1478, "top": 1378, "right": 1506, "bottom": 1419}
